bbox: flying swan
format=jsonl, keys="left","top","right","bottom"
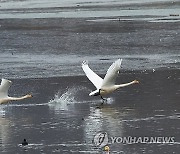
{"left": 0, "top": 78, "right": 32, "bottom": 104}
{"left": 82, "top": 59, "right": 139, "bottom": 101}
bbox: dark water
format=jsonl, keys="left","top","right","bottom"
{"left": 0, "top": 1, "right": 180, "bottom": 153}
{"left": 0, "top": 70, "right": 179, "bottom": 153}
{"left": 0, "top": 17, "right": 179, "bottom": 78}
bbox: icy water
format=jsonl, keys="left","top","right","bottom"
{"left": 0, "top": 0, "right": 180, "bottom": 153}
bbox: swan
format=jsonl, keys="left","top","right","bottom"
{"left": 0, "top": 78, "right": 32, "bottom": 104}
{"left": 82, "top": 59, "right": 139, "bottom": 101}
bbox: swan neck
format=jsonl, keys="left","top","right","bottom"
{"left": 116, "top": 81, "right": 135, "bottom": 89}
{"left": 8, "top": 95, "right": 28, "bottom": 101}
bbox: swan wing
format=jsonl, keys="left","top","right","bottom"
{"left": 82, "top": 61, "right": 103, "bottom": 89}
{"left": 0, "top": 79, "right": 12, "bottom": 98}
{"left": 101, "top": 59, "right": 122, "bottom": 88}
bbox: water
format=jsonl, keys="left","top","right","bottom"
{"left": 0, "top": 0, "right": 180, "bottom": 19}
{"left": 0, "top": 0, "right": 180, "bottom": 153}
{"left": 0, "top": 72, "right": 179, "bottom": 153}
{"left": 0, "top": 18, "right": 179, "bottom": 79}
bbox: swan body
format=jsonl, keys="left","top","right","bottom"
{"left": 82, "top": 59, "right": 139, "bottom": 99}
{"left": 0, "top": 78, "right": 32, "bottom": 104}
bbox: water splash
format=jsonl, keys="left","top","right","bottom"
{"left": 0, "top": 107, "right": 6, "bottom": 116}
{"left": 50, "top": 87, "right": 77, "bottom": 104}
{"left": 106, "top": 97, "right": 114, "bottom": 104}
{"left": 48, "top": 86, "right": 86, "bottom": 110}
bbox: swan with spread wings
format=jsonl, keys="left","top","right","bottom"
{"left": 82, "top": 59, "right": 139, "bottom": 101}
{"left": 0, "top": 78, "right": 32, "bottom": 104}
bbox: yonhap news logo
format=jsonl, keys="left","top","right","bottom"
{"left": 93, "top": 132, "right": 108, "bottom": 148}
{"left": 93, "top": 132, "right": 175, "bottom": 147}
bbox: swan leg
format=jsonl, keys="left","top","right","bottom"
{"left": 100, "top": 96, "right": 107, "bottom": 105}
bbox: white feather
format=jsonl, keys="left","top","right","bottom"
{"left": 101, "top": 59, "right": 122, "bottom": 88}
{"left": 82, "top": 61, "right": 103, "bottom": 89}
{"left": 0, "top": 79, "right": 12, "bottom": 99}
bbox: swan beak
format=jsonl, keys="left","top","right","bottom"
{"left": 27, "top": 94, "right": 33, "bottom": 98}
{"left": 134, "top": 80, "right": 139, "bottom": 84}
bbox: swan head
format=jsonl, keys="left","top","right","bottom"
{"left": 104, "top": 145, "right": 110, "bottom": 152}
{"left": 25, "top": 94, "right": 33, "bottom": 98}
{"left": 133, "top": 80, "right": 139, "bottom": 84}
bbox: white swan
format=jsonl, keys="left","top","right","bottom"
{"left": 0, "top": 78, "right": 32, "bottom": 104}
{"left": 82, "top": 59, "right": 139, "bottom": 100}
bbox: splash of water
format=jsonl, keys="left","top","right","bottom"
{"left": 48, "top": 86, "right": 87, "bottom": 110}
{"left": 106, "top": 97, "right": 114, "bottom": 104}
{"left": 0, "top": 107, "right": 5, "bottom": 116}
{"left": 49, "top": 87, "right": 79, "bottom": 104}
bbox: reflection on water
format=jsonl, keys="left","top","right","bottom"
{"left": 83, "top": 105, "right": 131, "bottom": 152}
{"left": 0, "top": 115, "right": 10, "bottom": 152}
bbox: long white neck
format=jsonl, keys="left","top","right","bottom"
{"left": 0, "top": 95, "right": 32, "bottom": 104}
{"left": 8, "top": 95, "right": 30, "bottom": 101}
{"left": 8, "top": 95, "right": 32, "bottom": 101}
{"left": 115, "top": 80, "right": 136, "bottom": 89}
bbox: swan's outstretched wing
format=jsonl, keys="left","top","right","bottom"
{"left": 0, "top": 79, "right": 12, "bottom": 98}
{"left": 82, "top": 61, "right": 103, "bottom": 89}
{"left": 101, "top": 59, "right": 122, "bottom": 88}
